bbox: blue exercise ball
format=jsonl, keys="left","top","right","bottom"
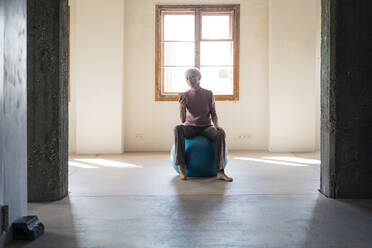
{"left": 171, "top": 136, "right": 228, "bottom": 177}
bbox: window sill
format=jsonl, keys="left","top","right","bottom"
{"left": 155, "top": 94, "right": 239, "bottom": 101}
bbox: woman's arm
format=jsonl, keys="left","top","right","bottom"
{"left": 179, "top": 94, "right": 186, "bottom": 123}
{"left": 210, "top": 93, "right": 222, "bottom": 131}
{"left": 212, "top": 115, "right": 223, "bottom": 131}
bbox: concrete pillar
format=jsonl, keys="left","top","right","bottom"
{"left": 27, "top": 0, "right": 69, "bottom": 201}
{"left": 321, "top": 0, "right": 372, "bottom": 198}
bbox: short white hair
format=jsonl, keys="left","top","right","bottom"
{"left": 184, "top": 68, "right": 201, "bottom": 80}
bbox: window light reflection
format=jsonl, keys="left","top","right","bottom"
{"left": 262, "top": 156, "right": 320, "bottom": 165}
{"left": 73, "top": 159, "right": 142, "bottom": 169}
{"left": 69, "top": 161, "right": 99, "bottom": 169}
{"left": 232, "top": 157, "right": 309, "bottom": 167}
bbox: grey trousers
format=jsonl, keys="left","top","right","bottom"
{"left": 174, "top": 125, "right": 226, "bottom": 171}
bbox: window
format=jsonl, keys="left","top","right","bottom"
{"left": 155, "top": 5, "right": 240, "bottom": 101}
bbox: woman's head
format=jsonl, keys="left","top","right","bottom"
{"left": 184, "top": 68, "right": 201, "bottom": 89}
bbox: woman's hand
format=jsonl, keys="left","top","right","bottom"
{"left": 179, "top": 93, "right": 186, "bottom": 123}
{"left": 178, "top": 93, "right": 186, "bottom": 106}
{"left": 215, "top": 126, "right": 224, "bottom": 132}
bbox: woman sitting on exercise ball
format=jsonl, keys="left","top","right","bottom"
{"left": 173, "top": 68, "right": 233, "bottom": 182}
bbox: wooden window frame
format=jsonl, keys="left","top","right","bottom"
{"left": 155, "top": 4, "right": 240, "bottom": 101}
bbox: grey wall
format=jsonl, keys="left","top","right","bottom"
{"left": 0, "top": 0, "right": 28, "bottom": 246}
{"left": 321, "top": 0, "right": 372, "bottom": 198}
{"left": 0, "top": 0, "right": 5, "bottom": 210}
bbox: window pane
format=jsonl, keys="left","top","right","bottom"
{"left": 162, "top": 42, "right": 194, "bottom": 66}
{"left": 201, "top": 41, "right": 233, "bottom": 66}
{"left": 202, "top": 15, "right": 231, "bottom": 40}
{"left": 162, "top": 67, "right": 190, "bottom": 93}
{"left": 200, "top": 66, "right": 234, "bottom": 95}
{"left": 163, "top": 14, "right": 195, "bottom": 41}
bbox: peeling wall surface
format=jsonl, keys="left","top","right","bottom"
{"left": 0, "top": 0, "right": 5, "bottom": 211}
{"left": 0, "top": 3, "right": 5, "bottom": 241}
{"left": 27, "top": 0, "right": 69, "bottom": 202}
{"left": 0, "top": 0, "right": 28, "bottom": 245}
{"left": 321, "top": 0, "right": 372, "bottom": 198}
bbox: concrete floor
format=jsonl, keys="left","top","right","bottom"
{"left": 8, "top": 151, "right": 372, "bottom": 248}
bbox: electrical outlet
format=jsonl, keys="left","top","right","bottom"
{"left": 2, "top": 205, "right": 9, "bottom": 233}
{"left": 238, "top": 134, "right": 251, "bottom": 139}
{"left": 135, "top": 134, "right": 144, "bottom": 140}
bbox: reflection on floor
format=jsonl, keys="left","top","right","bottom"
{"left": 9, "top": 151, "right": 372, "bottom": 248}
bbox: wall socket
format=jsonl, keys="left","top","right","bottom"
{"left": 237, "top": 134, "right": 251, "bottom": 139}
{"left": 135, "top": 134, "right": 144, "bottom": 140}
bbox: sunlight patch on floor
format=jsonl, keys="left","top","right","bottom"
{"left": 71, "top": 158, "right": 143, "bottom": 169}
{"left": 69, "top": 161, "right": 99, "bottom": 169}
{"left": 262, "top": 156, "right": 320, "bottom": 165}
{"left": 232, "top": 157, "right": 309, "bottom": 167}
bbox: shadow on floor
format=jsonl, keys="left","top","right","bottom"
{"left": 171, "top": 174, "right": 229, "bottom": 195}
{"left": 7, "top": 197, "right": 78, "bottom": 248}
{"left": 170, "top": 176, "right": 231, "bottom": 246}
{"left": 303, "top": 194, "right": 372, "bottom": 248}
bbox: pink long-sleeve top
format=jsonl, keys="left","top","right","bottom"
{"left": 183, "top": 87, "right": 216, "bottom": 126}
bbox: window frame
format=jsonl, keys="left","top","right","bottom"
{"left": 155, "top": 4, "right": 240, "bottom": 101}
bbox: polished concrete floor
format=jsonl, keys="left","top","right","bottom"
{"left": 8, "top": 151, "right": 372, "bottom": 248}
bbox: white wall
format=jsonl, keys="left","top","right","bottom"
{"left": 124, "top": 0, "right": 269, "bottom": 151}
{"left": 69, "top": 0, "right": 76, "bottom": 153}
{"left": 69, "top": 0, "right": 321, "bottom": 154}
{"left": 268, "top": 0, "right": 319, "bottom": 152}
{"left": 69, "top": 0, "right": 125, "bottom": 154}
{"left": 315, "top": 0, "right": 321, "bottom": 150}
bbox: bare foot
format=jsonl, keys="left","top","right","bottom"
{"left": 216, "top": 172, "right": 233, "bottom": 182}
{"left": 178, "top": 165, "right": 187, "bottom": 180}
